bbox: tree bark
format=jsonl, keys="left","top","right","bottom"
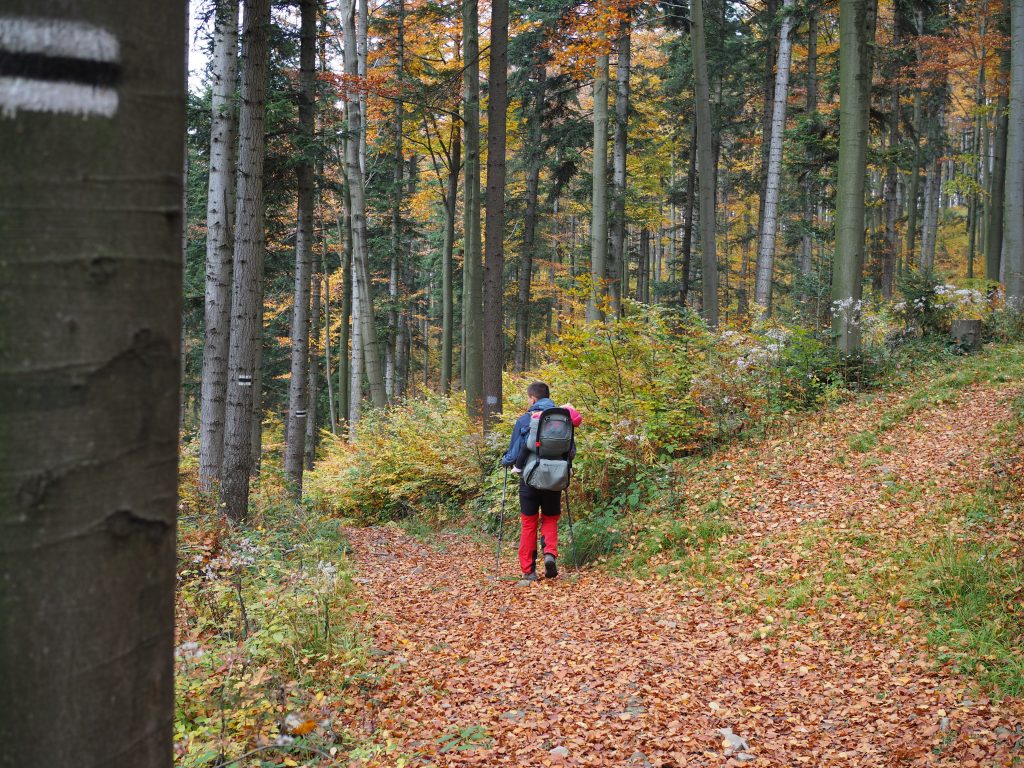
{"left": 514, "top": 62, "right": 546, "bottom": 373}
{"left": 386, "top": 0, "right": 405, "bottom": 400}
{"left": 199, "top": 0, "right": 239, "bottom": 491}
{"left": 609, "top": 18, "right": 632, "bottom": 318}
{"left": 987, "top": 42, "right": 1011, "bottom": 280}
{"left": 1006, "top": 0, "right": 1024, "bottom": 309}
{"left": 679, "top": 130, "right": 696, "bottom": 307}
{"left": 800, "top": 7, "right": 818, "bottom": 295}
{"left": 462, "top": 0, "right": 483, "bottom": 418}
{"left": 441, "top": 125, "right": 460, "bottom": 392}
{"left": 285, "top": 0, "right": 317, "bottom": 494}
{"left": 482, "top": 0, "right": 509, "bottom": 428}
{"left": 753, "top": 0, "right": 796, "bottom": 315}
{"left": 342, "top": 0, "right": 387, "bottom": 413}
{"left": 305, "top": 271, "right": 321, "bottom": 469}
{"left": 692, "top": 0, "right": 719, "bottom": 327}
{"left": 832, "top": 0, "right": 875, "bottom": 354}
{"left": 222, "top": 0, "right": 271, "bottom": 520}
{"left": 0, "top": 2, "right": 184, "bottom": 763}
{"left": 588, "top": 42, "right": 610, "bottom": 323}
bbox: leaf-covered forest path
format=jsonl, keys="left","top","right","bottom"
{"left": 342, "top": 380, "right": 1024, "bottom": 767}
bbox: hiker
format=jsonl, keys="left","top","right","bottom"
{"left": 501, "top": 381, "right": 581, "bottom": 586}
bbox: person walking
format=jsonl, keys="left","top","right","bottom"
{"left": 501, "top": 381, "right": 580, "bottom": 586}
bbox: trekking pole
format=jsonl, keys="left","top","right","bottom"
{"left": 563, "top": 487, "right": 578, "bottom": 572}
{"left": 495, "top": 467, "right": 509, "bottom": 578}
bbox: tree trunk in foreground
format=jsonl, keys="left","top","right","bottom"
{"left": 285, "top": 0, "right": 317, "bottom": 494}
{"left": 1006, "top": 0, "right": 1024, "bottom": 309}
{"left": 222, "top": 0, "right": 272, "bottom": 521}
{"left": 609, "top": 19, "right": 632, "bottom": 318}
{"left": 462, "top": 0, "right": 483, "bottom": 418}
{"left": 199, "top": 0, "right": 239, "bottom": 491}
{"left": 832, "top": 0, "right": 875, "bottom": 354}
{"left": 0, "top": 3, "right": 185, "bottom": 764}
{"left": 482, "top": 0, "right": 509, "bottom": 429}
{"left": 588, "top": 43, "right": 610, "bottom": 323}
{"left": 692, "top": 0, "right": 719, "bottom": 327}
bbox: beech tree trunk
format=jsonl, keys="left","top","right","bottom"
{"left": 692, "top": 0, "right": 719, "bottom": 327}
{"left": 482, "top": 0, "right": 509, "bottom": 428}
{"left": 462, "top": 0, "right": 483, "bottom": 418}
{"left": 0, "top": 3, "right": 185, "bottom": 763}
{"left": 832, "top": 0, "right": 875, "bottom": 354}
{"left": 199, "top": 0, "right": 239, "bottom": 491}
{"left": 609, "top": 19, "right": 631, "bottom": 318}
{"left": 753, "top": 0, "right": 796, "bottom": 315}
{"left": 1006, "top": 0, "right": 1024, "bottom": 309}
{"left": 342, "top": 0, "right": 387, "bottom": 414}
{"left": 588, "top": 44, "right": 610, "bottom": 323}
{"left": 386, "top": 0, "right": 405, "bottom": 400}
{"left": 222, "top": 0, "right": 272, "bottom": 521}
{"left": 987, "top": 43, "right": 1011, "bottom": 280}
{"left": 284, "top": 0, "right": 317, "bottom": 494}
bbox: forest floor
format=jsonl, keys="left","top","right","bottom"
{"left": 339, "top": 355, "right": 1024, "bottom": 767}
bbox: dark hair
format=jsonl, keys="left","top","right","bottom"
{"left": 527, "top": 381, "right": 550, "bottom": 400}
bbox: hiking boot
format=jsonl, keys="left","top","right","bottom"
{"left": 544, "top": 553, "right": 558, "bottom": 579}
{"left": 516, "top": 571, "right": 538, "bottom": 587}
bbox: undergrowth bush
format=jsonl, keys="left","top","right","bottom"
{"left": 306, "top": 393, "right": 484, "bottom": 523}
{"left": 176, "top": 439, "right": 381, "bottom": 766}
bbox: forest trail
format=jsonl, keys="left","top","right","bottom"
{"left": 343, "top": 382, "right": 1024, "bottom": 767}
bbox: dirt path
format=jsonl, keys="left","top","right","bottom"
{"left": 342, "top": 384, "right": 1024, "bottom": 767}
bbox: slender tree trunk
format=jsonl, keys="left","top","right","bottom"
{"left": 222, "top": 0, "right": 271, "bottom": 520}
{"left": 441, "top": 125, "right": 460, "bottom": 392}
{"left": 800, "top": 8, "right": 818, "bottom": 297}
{"left": 336, "top": 168, "right": 353, "bottom": 427}
{"left": 0, "top": 4, "right": 184, "bottom": 762}
{"left": 305, "top": 271, "right": 321, "bottom": 469}
{"left": 514, "top": 64, "right": 545, "bottom": 373}
{"left": 758, "top": 0, "right": 779, "bottom": 250}
{"left": 753, "top": 0, "right": 796, "bottom": 314}
{"left": 342, "top": 0, "right": 387, "bottom": 412}
{"left": 199, "top": 0, "right": 239, "bottom": 491}
{"left": 692, "top": 0, "right": 719, "bottom": 327}
{"left": 588, "top": 43, "right": 610, "bottom": 323}
{"left": 679, "top": 131, "right": 696, "bottom": 307}
{"left": 1006, "top": 0, "right": 1024, "bottom": 308}
{"left": 905, "top": 87, "right": 923, "bottom": 261}
{"left": 883, "top": 90, "right": 899, "bottom": 297}
{"left": 482, "top": 0, "right": 509, "bottom": 428}
{"left": 832, "top": 0, "right": 875, "bottom": 354}
{"left": 321, "top": 242, "right": 336, "bottom": 433}
{"left": 462, "top": 0, "right": 483, "bottom": 418}
{"left": 284, "top": 0, "right": 317, "bottom": 493}
{"left": 438, "top": 125, "right": 458, "bottom": 393}
{"left": 609, "top": 18, "right": 632, "bottom": 318}
{"left": 386, "top": 0, "right": 405, "bottom": 399}
{"left": 919, "top": 159, "right": 939, "bottom": 269}
{"left": 988, "top": 42, "right": 1011, "bottom": 280}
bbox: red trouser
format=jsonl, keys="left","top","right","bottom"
{"left": 518, "top": 483, "right": 560, "bottom": 574}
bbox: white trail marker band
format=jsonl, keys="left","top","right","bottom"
{"left": 0, "top": 16, "right": 120, "bottom": 118}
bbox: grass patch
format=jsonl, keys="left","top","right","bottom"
{"left": 913, "top": 538, "right": 1024, "bottom": 696}
{"left": 847, "top": 430, "right": 879, "bottom": 453}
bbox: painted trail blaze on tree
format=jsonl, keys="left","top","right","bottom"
{"left": 0, "top": 4, "right": 185, "bottom": 767}
{"left": 0, "top": 16, "right": 121, "bottom": 117}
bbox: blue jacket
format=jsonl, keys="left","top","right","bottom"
{"left": 502, "top": 398, "right": 574, "bottom": 468}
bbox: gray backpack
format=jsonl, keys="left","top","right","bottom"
{"left": 522, "top": 407, "right": 574, "bottom": 492}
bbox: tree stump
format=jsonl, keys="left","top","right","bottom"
{"left": 950, "top": 319, "right": 983, "bottom": 353}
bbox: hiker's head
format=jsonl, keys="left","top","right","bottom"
{"left": 526, "top": 381, "right": 550, "bottom": 405}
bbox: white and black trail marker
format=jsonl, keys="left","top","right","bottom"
{"left": 237, "top": 374, "right": 253, "bottom": 387}
{"left": 294, "top": 410, "right": 307, "bottom": 419}
{"left": 0, "top": 17, "right": 120, "bottom": 119}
